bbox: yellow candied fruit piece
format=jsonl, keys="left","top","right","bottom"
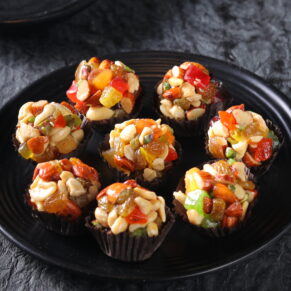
{"left": 230, "top": 129, "right": 246, "bottom": 142}
{"left": 140, "top": 147, "right": 155, "bottom": 167}
{"left": 184, "top": 167, "right": 200, "bottom": 193}
{"left": 99, "top": 86, "right": 123, "bottom": 108}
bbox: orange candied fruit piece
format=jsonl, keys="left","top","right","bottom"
{"left": 134, "top": 119, "right": 156, "bottom": 134}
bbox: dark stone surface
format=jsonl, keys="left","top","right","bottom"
{"left": 0, "top": 0, "right": 291, "bottom": 289}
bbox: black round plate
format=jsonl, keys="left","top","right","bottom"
{"left": 0, "top": 51, "right": 290, "bottom": 280}
{"left": 0, "top": 0, "right": 94, "bottom": 25}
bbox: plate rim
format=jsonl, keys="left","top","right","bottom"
{"left": 0, "top": 0, "right": 95, "bottom": 25}
{"left": 0, "top": 50, "right": 291, "bottom": 280}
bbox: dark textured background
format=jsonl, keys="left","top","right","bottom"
{"left": 0, "top": 0, "right": 291, "bottom": 290}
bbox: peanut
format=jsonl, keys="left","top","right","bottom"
{"left": 173, "top": 191, "right": 186, "bottom": 205}
{"left": 147, "top": 222, "right": 159, "bottom": 237}
{"left": 50, "top": 126, "right": 71, "bottom": 144}
{"left": 134, "top": 197, "right": 153, "bottom": 215}
{"left": 66, "top": 178, "right": 86, "bottom": 197}
{"left": 143, "top": 168, "right": 157, "bottom": 182}
{"left": 60, "top": 171, "right": 74, "bottom": 183}
{"left": 120, "top": 124, "right": 137, "bottom": 142}
{"left": 127, "top": 73, "right": 139, "bottom": 93}
{"left": 29, "top": 180, "right": 57, "bottom": 202}
{"left": 158, "top": 196, "right": 166, "bottom": 222}
{"left": 186, "top": 209, "right": 204, "bottom": 225}
{"left": 71, "top": 129, "right": 84, "bottom": 142}
{"left": 94, "top": 207, "right": 108, "bottom": 227}
{"left": 16, "top": 123, "right": 40, "bottom": 143}
{"left": 152, "top": 158, "right": 165, "bottom": 171}
{"left": 134, "top": 187, "right": 157, "bottom": 200}
{"left": 34, "top": 103, "right": 55, "bottom": 126}
{"left": 108, "top": 209, "right": 118, "bottom": 227}
{"left": 18, "top": 102, "right": 33, "bottom": 121}
{"left": 111, "top": 217, "right": 128, "bottom": 235}
{"left": 86, "top": 106, "right": 114, "bottom": 121}
{"left": 147, "top": 211, "right": 158, "bottom": 223}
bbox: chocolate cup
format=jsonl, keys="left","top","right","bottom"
{"left": 173, "top": 159, "right": 257, "bottom": 238}
{"left": 205, "top": 118, "right": 284, "bottom": 177}
{"left": 85, "top": 207, "right": 175, "bottom": 262}
{"left": 25, "top": 190, "right": 97, "bottom": 236}
{"left": 12, "top": 116, "right": 92, "bottom": 164}
{"left": 154, "top": 79, "right": 232, "bottom": 137}
{"left": 99, "top": 135, "right": 182, "bottom": 190}
{"left": 80, "top": 86, "right": 143, "bottom": 134}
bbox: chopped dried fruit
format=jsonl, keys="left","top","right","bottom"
{"left": 165, "top": 147, "right": 178, "bottom": 162}
{"left": 226, "top": 104, "right": 245, "bottom": 113}
{"left": 222, "top": 216, "right": 238, "bottom": 228}
{"left": 114, "top": 155, "right": 135, "bottom": 172}
{"left": 210, "top": 198, "right": 226, "bottom": 221}
{"left": 66, "top": 81, "right": 79, "bottom": 103}
{"left": 184, "top": 64, "right": 210, "bottom": 88}
{"left": 225, "top": 201, "right": 243, "bottom": 217}
{"left": 213, "top": 183, "right": 237, "bottom": 204}
{"left": 110, "top": 77, "right": 129, "bottom": 94}
{"left": 60, "top": 159, "right": 72, "bottom": 171}
{"left": 27, "top": 136, "right": 48, "bottom": 154}
{"left": 203, "top": 196, "right": 213, "bottom": 214}
{"left": 38, "top": 162, "right": 61, "bottom": 181}
{"left": 54, "top": 114, "right": 66, "bottom": 128}
{"left": 253, "top": 138, "right": 273, "bottom": 162}
{"left": 144, "top": 141, "right": 166, "bottom": 156}
{"left": 208, "top": 137, "right": 227, "bottom": 159}
{"left": 71, "top": 158, "right": 99, "bottom": 182}
{"left": 88, "top": 69, "right": 113, "bottom": 91}
{"left": 162, "top": 87, "right": 181, "bottom": 100}
{"left": 219, "top": 111, "right": 237, "bottom": 131}
{"left": 243, "top": 152, "right": 261, "bottom": 167}
{"left": 193, "top": 170, "right": 213, "bottom": 191}
{"left": 99, "top": 86, "right": 123, "bottom": 108}
{"left": 126, "top": 206, "right": 148, "bottom": 224}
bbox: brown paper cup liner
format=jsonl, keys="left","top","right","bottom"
{"left": 80, "top": 86, "right": 143, "bottom": 134}
{"left": 85, "top": 207, "right": 175, "bottom": 262}
{"left": 12, "top": 116, "right": 92, "bottom": 164}
{"left": 99, "top": 135, "right": 182, "bottom": 189}
{"left": 205, "top": 118, "right": 284, "bottom": 177}
{"left": 154, "top": 80, "right": 232, "bottom": 137}
{"left": 25, "top": 190, "right": 96, "bottom": 236}
{"left": 173, "top": 160, "right": 257, "bottom": 238}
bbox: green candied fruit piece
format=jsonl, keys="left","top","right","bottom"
{"left": 227, "top": 158, "right": 236, "bottom": 165}
{"left": 18, "top": 143, "right": 33, "bottom": 159}
{"left": 124, "top": 64, "right": 134, "bottom": 73}
{"left": 27, "top": 116, "right": 35, "bottom": 123}
{"left": 40, "top": 124, "right": 52, "bottom": 135}
{"left": 228, "top": 184, "right": 236, "bottom": 192}
{"left": 200, "top": 218, "right": 218, "bottom": 229}
{"left": 73, "top": 115, "right": 82, "bottom": 127}
{"left": 91, "top": 220, "right": 102, "bottom": 228}
{"left": 162, "top": 81, "right": 171, "bottom": 91}
{"left": 130, "top": 137, "right": 140, "bottom": 150}
{"left": 143, "top": 134, "right": 153, "bottom": 145}
{"left": 267, "top": 130, "right": 280, "bottom": 149}
{"left": 64, "top": 115, "right": 75, "bottom": 127}
{"left": 225, "top": 147, "right": 236, "bottom": 158}
{"left": 131, "top": 227, "right": 147, "bottom": 237}
{"left": 184, "top": 189, "right": 210, "bottom": 216}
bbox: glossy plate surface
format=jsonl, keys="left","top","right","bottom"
{"left": 0, "top": 0, "right": 94, "bottom": 25}
{"left": 0, "top": 51, "right": 290, "bottom": 280}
